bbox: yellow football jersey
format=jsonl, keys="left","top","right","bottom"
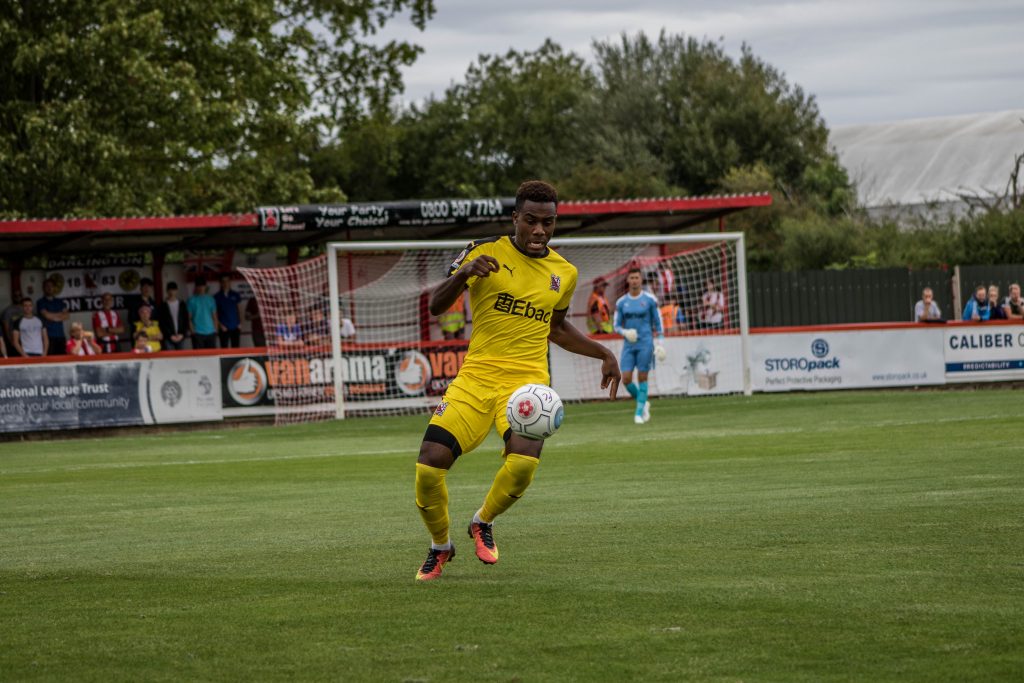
{"left": 448, "top": 235, "right": 577, "bottom": 376}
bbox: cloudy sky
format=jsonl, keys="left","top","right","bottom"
{"left": 378, "top": 0, "right": 1024, "bottom": 127}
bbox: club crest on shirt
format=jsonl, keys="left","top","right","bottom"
{"left": 549, "top": 274, "right": 561, "bottom": 292}
{"left": 449, "top": 247, "right": 468, "bottom": 271}
{"left": 434, "top": 400, "right": 449, "bottom": 417}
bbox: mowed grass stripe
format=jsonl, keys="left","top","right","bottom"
{"left": 1, "top": 389, "right": 1022, "bottom": 681}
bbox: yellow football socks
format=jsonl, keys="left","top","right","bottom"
{"left": 480, "top": 453, "right": 539, "bottom": 523}
{"left": 415, "top": 463, "right": 450, "bottom": 545}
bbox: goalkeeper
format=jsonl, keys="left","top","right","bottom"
{"left": 613, "top": 267, "right": 665, "bottom": 424}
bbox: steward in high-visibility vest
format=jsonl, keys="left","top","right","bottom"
{"left": 439, "top": 291, "right": 467, "bottom": 339}
{"left": 660, "top": 300, "right": 686, "bottom": 333}
{"left": 587, "top": 278, "right": 613, "bottom": 335}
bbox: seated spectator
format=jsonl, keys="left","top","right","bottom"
{"left": 988, "top": 285, "right": 1007, "bottom": 320}
{"left": 305, "top": 308, "right": 331, "bottom": 346}
{"left": 133, "top": 330, "right": 154, "bottom": 354}
{"left": 275, "top": 313, "right": 304, "bottom": 346}
{"left": 913, "top": 287, "right": 942, "bottom": 322}
{"left": 66, "top": 322, "right": 101, "bottom": 356}
{"left": 962, "top": 285, "right": 990, "bottom": 321}
{"left": 12, "top": 297, "right": 47, "bottom": 357}
{"left": 1003, "top": 283, "right": 1024, "bottom": 320}
{"left": 133, "top": 305, "right": 163, "bottom": 352}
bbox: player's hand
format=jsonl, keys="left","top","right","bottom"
{"left": 600, "top": 352, "right": 621, "bottom": 399}
{"left": 654, "top": 344, "right": 666, "bottom": 362}
{"left": 463, "top": 255, "right": 500, "bottom": 278}
{"left": 622, "top": 328, "right": 638, "bottom": 343}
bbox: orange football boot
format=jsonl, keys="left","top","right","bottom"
{"left": 468, "top": 521, "right": 499, "bottom": 564}
{"left": 415, "top": 545, "right": 455, "bottom": 582}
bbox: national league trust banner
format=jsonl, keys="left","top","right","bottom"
{"left": 0, "top": 357, "right": 222, "bottom": 433}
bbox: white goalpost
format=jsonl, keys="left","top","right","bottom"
{"left": 242, "top": 233, "right": 750, "bottom": 425}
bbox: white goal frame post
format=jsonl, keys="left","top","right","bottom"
{"left": 326, "top": 233, "right": 752, "bottom": 420}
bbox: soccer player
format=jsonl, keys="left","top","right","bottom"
{"left": 413, "top": 180, "right": 621, "bottom": 582}
{"left": 614, "top": 267, "right": 665, "bottom": 425}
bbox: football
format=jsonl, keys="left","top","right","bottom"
{"left": 506, "top": 383, "right": 564, "bottom": 440}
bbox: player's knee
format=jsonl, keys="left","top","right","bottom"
{"left": 417, "top": 440, "right": 455, "bottom": 469}
{"left": 504, "top": 453, "right": 539, "bottom": 488}
{"left": 418, "top": 425, "right": 460, "bottom": 468}
{"left": 504, "top": 431, "right": 543, "bottom": 459}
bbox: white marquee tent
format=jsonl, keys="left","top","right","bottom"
{"left": 830, "top": 109, "right": 1024, "bottom": 219}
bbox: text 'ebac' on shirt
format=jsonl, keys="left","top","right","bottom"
{"left": 448, "top": 235, "right": 577, "bottom": 376}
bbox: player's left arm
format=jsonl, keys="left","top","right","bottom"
{"left": 649, "top": 295, "right": 667, "bottom": 360}
{"left": 549, "top": 309, "right": 620, "bottom": 398}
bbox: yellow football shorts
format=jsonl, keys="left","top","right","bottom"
{"left": 428, "top": 366, "right": 548, "bottom": 457}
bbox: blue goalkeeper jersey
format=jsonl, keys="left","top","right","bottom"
{"left": 613, "top": 291, "right": 663, "bottom": 346}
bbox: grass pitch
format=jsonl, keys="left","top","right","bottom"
{"left": 2, "top": 389, "right": 1023, "bottom": 681}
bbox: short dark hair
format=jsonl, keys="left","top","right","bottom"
{"left": 166, "top": 281, "right": 178, "bottom": 291}
{"left": 627, "top": 267, "right": 642, "bottom": 276}
{"left": 194, "top": 276, "right": 207, "bottom": 286}
{"left": 515, "top": 180, "right": 558, "bottom": 212}
{"left": 21, "top": 296, "right": 32, "bottom": 304}
{"left": 140, "top": 277, "right": 154, "bottom": 287}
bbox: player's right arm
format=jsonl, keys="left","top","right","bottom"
{"left": 428, "top": 254, "right": 499, "bottom": 316}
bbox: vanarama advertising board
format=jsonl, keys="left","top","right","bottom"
{"left": 220, "top": 343, "right": 470, "bottom": 416}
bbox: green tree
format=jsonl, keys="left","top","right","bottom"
{"left": 393, "top": 40, "right": 595, "bottom": 198}
{"left": 591, "top": 32, "right": 851, "bottom": 205}
{"left": 0, "top": 0, "right": 434, "bottom": 217}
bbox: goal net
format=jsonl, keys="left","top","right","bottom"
{"left": 242, "top": 234, "right": 749, "bottom": 424}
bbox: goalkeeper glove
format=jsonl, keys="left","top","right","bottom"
{"left": 622, "top": 328, "right": 638, "bottom": 343}
{"left": 655, "top": 344, "right": 667, "bottom": 362}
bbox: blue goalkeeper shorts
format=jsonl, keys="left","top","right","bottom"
{"left": 620, "top": 342, "right": 654, "bottom": 373}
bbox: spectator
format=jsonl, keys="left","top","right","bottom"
{"left": 988, "top": 285, "right": 1007, "bottom": 320}
{"left": 12, "top": 297, "right": 47, "bottom": 357}
{"left": 701, "top": 279, "right": 725, "bottom": 328}
{"left": 275, "top": 313, "right": 304, "bottom": 346}
{"left": 245, "top": 296, "right": 265, "bottom": 346}
{"left": 157, "top": 281, "right": 189, "bottom": 350}
{"left": 187, "top": 277, "right": 218, "bottom": 349}
{"left": 914, "top": 287, "right": 942, "bottom": 322}
{"left": 438, "top": 290, "right": 467, "bottom": 339}
{"left": 215, "top": 273, "right": 242, "bottom": 348}
{"left": 129, "top": 277, "right": 157, "bottom": 331}
{"left": 93, "top": 292, "right": 125, "bottom": 353}
{"left": 0, "top": 333, "right": 6, "bottom": 358}
{"left": 133, "top": 305, "right": 163, "bottom": 352}
{"left": 132, "top": 330, "right": 154, "bottom": 354}
{"left": 304, "top": 307, "right": 331, "bottom": 346}
{"left": 660, "top": 294, "right": 687, "bottom": 333}
{"left": 1003, "top": 283, "right": 1024, "bottom": 320}
{"left": 962, "top": 285, "right": 990, "bottom": 321}
{"left": 37, "top": 277, "right": 69, "bottom": 355}
{"left": 340, "top": 314, "right": 356, "bottom": 340}
{"left": 2, "top": 287, "right": 23, "bottom": 352}
{"left": 586, "top": 277, "right": 613, "bottom": 335}
{"left": 66, "top": 322, "right": 101, "bottom": 356}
